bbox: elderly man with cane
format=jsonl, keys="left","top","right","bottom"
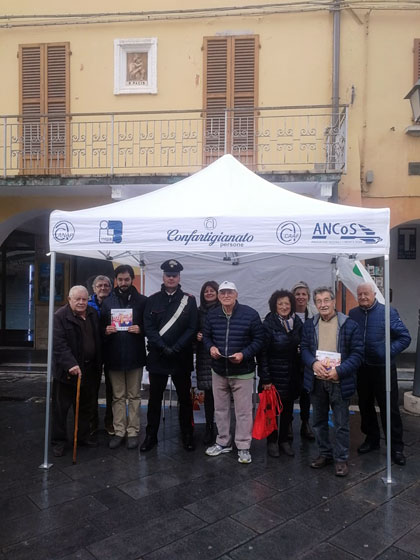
{"left": 51, "top": 285, "right": 102, "bottom": 458}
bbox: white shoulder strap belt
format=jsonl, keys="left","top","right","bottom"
{"left": 159, "top": 295, "right": 189, "bottom": 337}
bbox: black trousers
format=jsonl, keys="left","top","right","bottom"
{"left": 204, "top": 388, "right": 215, "bottom": 424}
{"left": 146, "top": 371, "right": 193, "bottom": 438}
{"left": 90, "top": 366, "right": 114, "bottom": 431}
{"left": 357, "top": 364, "right": 404, "bottom": 452}
{"left": 267, "top": 397, "right": 294, "bottom": 444}
{"left": 299, "top": 389, "right": 311, "bottom": 422}
{"left": 51, "top": 379, "right": 95, "bottom": 447}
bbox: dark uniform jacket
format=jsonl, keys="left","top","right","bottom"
{"left": 144, "top": 285, "right": 198, "bottom": 375}
{"left": 259, "top": 312, "right": 303, "bottom": 400}
{"left": 100, "top": 286, "right": 147, "bottom": 370}
{"left": 301, "top": 312, "right": 363, "bottom": 399}
{"left": 203, "top": 301, "right": 264, "bottom": 377}
{"left": 53, "top": 304, "right": 102, "bottom": 386}
{"left": 349, "top": 300, "right": 411, "bottom": 366}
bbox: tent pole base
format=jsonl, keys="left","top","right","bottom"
{"left": 381, "top": 475, "right": 395, "bottom": 485}
{"left": 38, "top": 462, "right": 53, "bottom": 470}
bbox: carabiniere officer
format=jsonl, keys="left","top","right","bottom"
{"left": 141, "top": 259, "right": 198, "bottom": 452}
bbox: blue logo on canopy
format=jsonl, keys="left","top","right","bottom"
{"left": 99, "top": 220, "right": 123, "bottom": 243}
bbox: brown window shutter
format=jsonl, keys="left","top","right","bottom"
{"left": 203, "top": 37, "right": 229, "bottom": 159}
{"left": 20, "top": 44, "right": 42, "bottom": 168}
{"left": 232, "top": 36, "right": 258, "bottom": 159}
{"left": 46, "top": 43, "right": 70, "bottom": 169}
{"left": 19, "top": 42, "right": 69, "bottom": 173}
{"left": 414, "top": 39, "right": 420, "bottom": 83}
{"left": 203, "top": 35, "right": 258, "bottom": 165}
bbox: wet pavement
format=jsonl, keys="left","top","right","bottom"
{"left": 0, "top": 369, "right": 420, "bottom": 560}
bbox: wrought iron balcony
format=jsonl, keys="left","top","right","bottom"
{"left": 0, "top": 105, "right": 347, "bottom": 177}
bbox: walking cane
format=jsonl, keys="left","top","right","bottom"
{"left": 72, "top": 374, "right": 82, "bottom": 464}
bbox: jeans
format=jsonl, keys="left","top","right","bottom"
{"left": 311, "top": 379, "right": 350, "bottom": 462}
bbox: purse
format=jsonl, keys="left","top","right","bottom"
{"left": 252, "top": 385, "right": 283, "bottom": 440}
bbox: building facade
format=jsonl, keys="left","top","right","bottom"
{"left": 0, "top": 0, "right": 419, "bottom": 348}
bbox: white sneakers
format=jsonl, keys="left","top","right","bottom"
{"left": 205, "top": 443, "right": 233, "bottom": 456}
{"left": 238, "top": 449, "right": 252, "bottom": 464}
{"left": 205, "top": 443, "right": 252, "bottom": 464}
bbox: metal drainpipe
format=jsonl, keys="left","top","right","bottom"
{"left": 332, "top": 0, "right": 341, "bottom": 171}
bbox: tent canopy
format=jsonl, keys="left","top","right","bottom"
{"left": 49, "top": 155, "right": 389, "bottom": 261}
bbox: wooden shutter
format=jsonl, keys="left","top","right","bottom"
{"left": 19, "top": 42, "right": 70, "bottom": 174}
{"left": 203, "top": 35, "right": 258, "bottom": 165}
{"left": 414, "top": 39, "right": 420, "bottom": 83}
{"left": 20, "top": 45, "right": 42, "bottom": 172}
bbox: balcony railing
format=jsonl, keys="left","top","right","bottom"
{"left": 1, "top": 105, "right": 347, "bottom": 177}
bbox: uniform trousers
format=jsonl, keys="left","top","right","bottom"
{"left": 357, "top": 364, "right": 404, "bottom": 452}
{"left": 146, "top": 370, "right": 193, "bottom": 438}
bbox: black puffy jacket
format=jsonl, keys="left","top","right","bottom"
{"left": 203, "top": 301, "right": 264, "bottom": 377}
{"left": 100, "top": 286, "right": 147, "bottom": 370}
{"left": 144, "top": 285, "right": 198, "bottom": 375}
{"left": 259, "top": 312, "right": 303, "bottom": 400}
{"left": 196, "top": 302, "right": 220, "bottom": 390}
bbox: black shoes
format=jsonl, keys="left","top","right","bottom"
{"left": 267, "top": 442, "right": 280, "bottom": 457}
{"left": 279, "top": 441, "right": 295, "bottom": 457}
{"left": 140, "top": 435, "right": 158, "bottom": 452}
{"left": 310, "top": 455, "right": 334, "bottom": 469}
{"left": 109, "top": 435, "right": 124, "bottom": 449}
{"left": 357, "top": 439, "right": 380, "bottom": 454}
{"left": 52, "top": 445, "right": 65, "bottom": 457}
{"left": 127, "top": 436, "right": 139, "bottom": 450}
{"left": 183, "top": 433, "right": 195, "bottom": 451}
{"left": 392, "top": 451, "right": 406, "bottom": 466}
{"left": 300, "top": 421, "right": 315, "bottom": 441}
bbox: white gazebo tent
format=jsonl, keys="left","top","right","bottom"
{"left": 45, "top": 155, "right": 394, "bottom": 481}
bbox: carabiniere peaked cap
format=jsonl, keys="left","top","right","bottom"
{"left": 160, "top": 259, "right": 183, "bottom": 273}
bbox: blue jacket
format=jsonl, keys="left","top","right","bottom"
{"left": 301, "top": 312, "right": 363, "bottom": 399}
{"left": 203, "top": 301, "right": 264, "bottom": 377}
{"left": 349, "top": 300, "right": 411, "bottom": 366}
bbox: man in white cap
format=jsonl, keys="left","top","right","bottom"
{"left": 203, "top": 281, "right": 264, "bottom": 464}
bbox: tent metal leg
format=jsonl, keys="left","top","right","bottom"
{"left": 381, "top": 254, "right": 394, "bottom": 484}
{"left": 39, "top": 251, "right": 56, "bottom": 470}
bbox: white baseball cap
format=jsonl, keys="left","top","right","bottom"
{"left": 218, "top": 281, "right": 237, "bottom": 292}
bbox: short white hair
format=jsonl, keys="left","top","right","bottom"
{"left": 68, "top": 285, "right": 88, "bottom": 298}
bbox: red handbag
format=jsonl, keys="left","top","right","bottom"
{"left": 252, "top": 385, "right": 283, "bottom": 440}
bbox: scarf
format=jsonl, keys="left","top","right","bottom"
{"left": 277, "top": 312, "right": 295, "bottom": 333}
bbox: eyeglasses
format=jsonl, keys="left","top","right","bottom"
{"left": 315, "top": 298, "right": 333, "bottom": 305}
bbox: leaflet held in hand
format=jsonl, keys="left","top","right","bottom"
{"left": 315, "top": 350, "right": 341, "bottom": 372}
{"left": 111, "top": 309, "right": 133, "bottom": 331}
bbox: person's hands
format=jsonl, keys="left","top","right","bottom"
{"left": 161, "top": 346, "right": 175, "bottom": 357}
{"left": 127, "top": 324, "right": 140, "bottom": 334}
{"left": 197, "top": 332, "right": 203, "bottom": 342}
{"left": 68, "top": 365, "right": 82, "bottom": 377}
{"left": 325, "top": 367, "right": 339, "bottom": 381}
{"left": 229, "top": 352, "right": 243, "bottom": 364}
{"left": 262, "top": 383, "right": 272, "bottom": 390}
{"left": 312, "top": 360, "right": 328, "bottom": 378}
{"left": 106, "top": 325, "right": 117, "bottom": 335}
{"left": 210, "top": 346, "right": 222, "bottom": 359}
